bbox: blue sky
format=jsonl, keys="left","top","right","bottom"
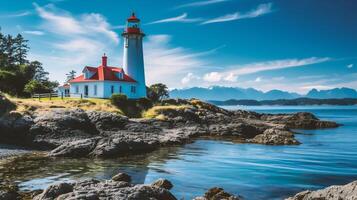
{"left": 0, "top": 0, "right": 356, "bottom": 94}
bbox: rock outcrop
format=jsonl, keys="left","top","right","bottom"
{"left": 286, "top": 181, "right": 357, "bottom": 200}
{"left": 194, "top": 187, "right": 241, "bottom": 200}
{"left": 0, "top": 99, "right": 339, "bottom": 158}
{"left": 248, "top": 128, "right": 300, "bottom": 145}
{"left": 34, "top": 175, "right": 177, "bottom": 200}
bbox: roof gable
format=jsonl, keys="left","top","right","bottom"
{"left": 69, "top": 65, "right": 136, "bottom": 83}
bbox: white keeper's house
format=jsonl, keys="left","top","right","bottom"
{"left": 66, "top": 13, "right": 147, "bottom": 99}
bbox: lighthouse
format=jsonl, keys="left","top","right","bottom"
{"left": 122, "top": 13, "right": 147, "bottom": 98}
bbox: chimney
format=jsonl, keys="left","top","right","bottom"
{"left": 102, "top": 53, "right": 107, "bottom": 67}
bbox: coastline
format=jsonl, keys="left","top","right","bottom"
{"left": 0, "top": 99, "right": 344, "bottom": 200}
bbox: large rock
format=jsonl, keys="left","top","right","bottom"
{"left": 112, "top": 172, "right": 132, "bottom": 183}
{"left": 86, "top": 111, "right": 129, "bottom": 131}
{"left": 248, "top": 128, "right": 300, "bottom": 145}
{"left": 29, "top": 109, "right": 99, "bottom": 148}
{"left": 261, "top": 112, "right": 339, "bottom": 129}
{"left": 37, "top": 179, "right": 176, "bottom": 200}
{"left": 194, "top": 187, "right": 241, "bottom": 200}
{"left": 0, "top": 112, "right": 33, "bottom": 144}
{"left": 34, "top": 182, "right": 73, "bottom": 200}
{"left": 49, "top": 138, "right": 99, "bottom": 157}
{"left": 151, "top": 179, "right": 173, "bottom": 190}
{"left": 286, "top": 181, "right": 357, "bottom": 200}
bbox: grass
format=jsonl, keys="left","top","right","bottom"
{"left": 142, "top": 105, "right": 191, "bottom": 119}
{"left": 8, "top": 96, "right": 124, "bottom": 115}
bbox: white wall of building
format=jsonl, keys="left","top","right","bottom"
{"left": 123, "top": 34, "right": 147, "bottom": 98}
{"left": 70, "top": 81, "right": 140, "bottom": 99}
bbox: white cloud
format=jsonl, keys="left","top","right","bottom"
{"left": 0, "top": 11, "right": 31, "bottom": 18}
{"left": 144, "top": 34, "right": 216, "bottom": 86}
{"left": 29, "top": 3, "right": 121, "bottom": 82}
{"left": 181, "top": 72, "right": 201, "bottom": 84}
{"left": 255, "top": 77, "right": 262, "bottom": 82}
{"left": 347, "top": 64, "right": 353, "bottom": 69}
{"left": 202, "top": 3, "right": 273, "bottom": 25}
{"left": 23, "top": 30, "right": 45, "bottom": 35}
{"left": 272, "top": 76, "right": 285, "bottom": 81}
{"left": 300, "top": 85, "right": 334, "bottom": 90}
{"left": 176, "top": 0, "right": 230, "bottom": 9}
{"left": 34, "top": 3, "right": 119, "bottom": 44}
{"left": 147, "top": 13, "right": 202, "bottom": 25}
{"left": 227, "top": 57, "right": 330, "bottom": 76}
{"left": 224, "top": 72, "right": 238, "bottom": 82}
{"left": 203, "top": 72, "right": 223, "bottom": 82}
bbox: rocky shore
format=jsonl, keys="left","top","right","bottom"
{"left": 2, "top": 172, "right": 356, "bottom": 200}
{"left": 286, "top": 181, "right": 357, "bottom": 200}
{"left": 0, "top": 97, "right": 348, "bottom": 199}
{"left": 0, "top": 99, "right": 338, "bottom": 158}
{"left": 0, "top": 172, "right": 240, "bottom": 200}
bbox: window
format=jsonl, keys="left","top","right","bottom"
{"left": 75, "top": 86, "right": 79, "bottom": 93}
{"left": 116, "top": 72, "right": 123, "bottom": 79}
{"left": 94, "top": 85, "right": 97, "bottom": 96}
{"left": 111, "top": 85, "right": 114, "bottom": 94}
{"left": 131, "top": 86, "right": 136, "bottom": 94}
{"left": 119, "top": 85, "right": 122, "bottom": 93}
{"left": 125, "top": 38, "right": 129, "bottom": 48}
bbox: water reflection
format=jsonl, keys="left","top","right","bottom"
{"left": 0, "top": 144, "right": 197, "bottom": 191}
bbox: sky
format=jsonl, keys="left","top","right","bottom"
{"left": 0, "top": 0, "right": 356, "bottom": 94}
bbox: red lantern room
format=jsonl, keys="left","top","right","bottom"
{"left": 124, "top": 13, "right": 144, "bottom": 35}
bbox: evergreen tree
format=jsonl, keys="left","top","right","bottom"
{"left": 32, "top": 61, "right": 49, "bottom": 83}
{"left": 66, "top": 70, "right": 76, "bottom": 82}
{"left": 14, "top": 34, "right": 29, "bottom": 65}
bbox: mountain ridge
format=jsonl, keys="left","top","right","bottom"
{"left": 170, "top": 86, "right": 357, "bottom": 100}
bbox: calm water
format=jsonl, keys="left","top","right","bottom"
{"left": 1, "top": 105, "right": 357, "bottom": 200}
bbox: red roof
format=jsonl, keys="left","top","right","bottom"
{"left": 127, "top": 13, "right": 140, "bottom": 22}
{"left": 69, "top": 65, "right": 136, "bottom": 83}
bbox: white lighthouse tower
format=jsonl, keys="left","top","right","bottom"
{"left": 122, "top": 13, "right": 146, "bottom": 98}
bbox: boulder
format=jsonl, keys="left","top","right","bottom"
{"left": 112, "top": 172, "right": 132, "bottom": 183}
{"left": 261, "top": 112, "right": 339, "bottom": 129}
{"left": 29, "top": 109, "right": 99, "bottom": 148}
{"left": 286, "top": 181, "right": 357, "bottom": 200}
{"left": 86, "top": 111, "right": 129, "bottom": 131}
{"left": 194, "top": 187, "right": 241, "bottom": 200}
{"left": 34, "top": 182, "right": 73, "bottom": 200}
{"left": 49, "top": 138, "right": 99, "bottom": 157}
{"left": 151, "top": 178, "right": 173, "bottom": 190}
{"left": 248, "top": 128, "right": 300, "bottom": 145}
{"left": 40, "top": 179, "right": 176, "bottom": 200}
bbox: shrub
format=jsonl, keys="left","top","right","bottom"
{"left": 110, "top": 94, "right": 129, "bottom": 107}
{"left": 136, "top": 98, "right": 153, "bottom": 110}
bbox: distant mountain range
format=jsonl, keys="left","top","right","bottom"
{"left": 170, "top": 86, "right": 357, "bottom": 101}
{"left": 210, "top": 98, "right": 357, "bottom": 106}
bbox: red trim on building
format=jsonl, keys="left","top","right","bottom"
{"left": 127, "top": 13, "right": 140, "bottom": 22}
{"left": 125, "top": 27, "right": 141, "bottom": 34}
{"left": 69, "top": 65, "right": 136, "bottom": 83}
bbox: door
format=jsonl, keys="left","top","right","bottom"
{"left": 84, "top": 85, "right": 89, "bottom": 97}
